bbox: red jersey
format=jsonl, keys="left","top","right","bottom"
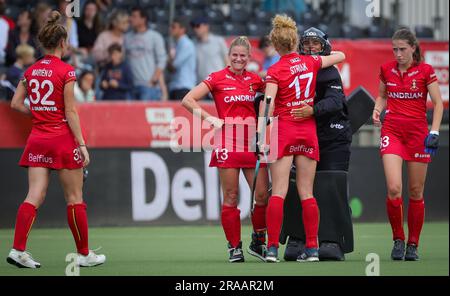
{"left": 266, "top": 52, "right": 322, "bottom": 121}
{"left": 23, "top": 55, "right": 77, "bottom": 137}
{"left": 379, "top": 61, "right": 437, "bottom": 120}
{"left": 203, "top": 67, "right": 264, "bottom": 120}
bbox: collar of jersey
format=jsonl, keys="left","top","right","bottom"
{"left": 226, "top": 66, "right": 247, "bottom": 77}
{"left": 280, "top": 52, "right": 298, "bottom": 60}
{"left": 395, "top": 61, "right": 420, "bottom": 72}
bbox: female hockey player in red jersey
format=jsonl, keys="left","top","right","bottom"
{"left": 182, "top": 36, "right": 270, "bottom": 263}
{"left": 259, "top": 14, "right": 345, "bottom": 263}
{"left": 7, "top": 11, "right": 105, "bottom": 268}
{"left": 373, "top": 28, "right": 443, "bottom": 261}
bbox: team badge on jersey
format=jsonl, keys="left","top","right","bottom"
{"left": 411, "top": 79, "right": 418, "bottom": 91}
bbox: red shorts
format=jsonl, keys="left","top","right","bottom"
{"left": 209, "top": 125, "right": 265, "bottom": 169}
{"left": 380, "top": 116, "right": 431, "bottom": 163}
{"left": 19, "top": 131, "right": 84, "bottom": 170}
{"left": 270, "top": 118, "right": 319, "bottom": 161}
{"left": 209, "top": 149, "right": 261, "bottom": 168}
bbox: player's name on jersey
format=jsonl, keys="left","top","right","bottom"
{"left": 387, "top": 91, "right": 424, "bottom": 99}
{"left": 31, "top": 69, "right": 53, "bottom": 77}
{"left": 290, "top": 63, "right": 309, "bottom": 74}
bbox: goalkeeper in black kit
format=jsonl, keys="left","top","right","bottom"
{"left": 280, "top": 27, "right": 354, "bottom": 261}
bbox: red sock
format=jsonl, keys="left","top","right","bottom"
{"left": 67, "top": 203, "right": 89, "bottom": 256}
{"left": 301, "top": 198, "right": 319, "bottom": 249}
{"left": 386, "top": 197, "right": 405, "bottom": 241}
{"left": 266, "top": 196, "right": 284, "bottom": 248}
{"left": 13, "top": 202, "right": 37, "bottom": 252}
{"left": 408, "top": 198, "right": 425, "bottom": 246}
{"left": 221, "top": 205, "right": 241, "bottom": 247}
{"left": 251, "top": 204, "right": 267, "bottom": 229}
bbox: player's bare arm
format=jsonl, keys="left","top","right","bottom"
{"left": 10, "top": 80, "right": 31, "bottom": 116}
{"left": 321, "top": 51, "right": 346, "bottom": 69}
{"left": 373, "top": 81, "right": 387, "bottom": 127}
{"left": 182, "top": 82, "right": 223, "bottom": 129}
{"left": 64, "top": 81, "right": 89, "bottom": 167}
{"left": 428, "top": 81, "right": 444, "bottom": 133}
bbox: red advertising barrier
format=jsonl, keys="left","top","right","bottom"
{"left": 0, "top": 101, "right": 218, "bottom": 148}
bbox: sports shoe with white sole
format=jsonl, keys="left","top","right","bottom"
{"left": 6, "top": 249, "right": 41, "bottom": 269}
{"left": 297, "top": 248, "right": 320, "bottom": 262}
{"left": 227, "top": 242, "right": 245, "bottom": 263}
{"left": 265, "top": 246, "right": 280, "bottom": 263}
{"left": 77, "top": 250, "right": 106, "bottom": 267}
{"left": 247, "top": 232, "right": 267, "bottom": 262}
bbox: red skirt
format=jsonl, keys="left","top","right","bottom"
{"left": 270, "top": 118, "right": 319, "bottom": 161}
{"left": 380, "top": 116, "right": 431, "bottom": 163}
{"left": 19, "top": 131, "right": 84, "bottom": 170}
{"left": 209, "top": 124, "right": 265, "bottom": 168}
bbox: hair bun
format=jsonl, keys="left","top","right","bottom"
{"left": 272, "top": 14, "right": 297, "bottom": 31}
{"left": 47, "top": 11, "right": 61, "bottom": 26}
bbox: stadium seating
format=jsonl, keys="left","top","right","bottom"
{"left": 205, "top": 8, "right": 226, "bottom": 24}
{"left": 415, "top": 25, "right": 434, "bottom": 38}
{"left": 229, "top": 7, "right": 250, "bottom": 24}
{"left": 114, "top": 0, "right": 138, "bottom": 9}
{"left": 139, "top": 0, "right": 162, "bottom": 9}
{"left": 223, "top": 22, "right": 247, "bottom": 36}
{"left": 247, "top": 22, "right": 270, "bottom": 37}
{"left": 342, "top": 24, "right": 366, "bottom": 39}
{"left": 4, "top": 5, "right": 20, "bottom": 21}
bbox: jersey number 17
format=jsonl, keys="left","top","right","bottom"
{"left": 288, "top": 72, "right": 313, "bottom": 100}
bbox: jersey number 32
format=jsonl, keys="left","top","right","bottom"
{"left": 28, "top": 79, "right": 55, "bottom": 106}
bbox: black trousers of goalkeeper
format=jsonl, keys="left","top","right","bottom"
{"left": 280, "top": 139, "right": 354, "bottom": 260}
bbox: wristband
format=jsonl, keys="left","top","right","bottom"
{"left": 430, "top": 131, "right": 439, "bottom": 136}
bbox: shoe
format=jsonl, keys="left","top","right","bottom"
{"left": 319, "top": 242, "right": 345, "bottom": 261}
{"left": 77, "top": 250, "right": 106, "bottom": 267}
{"left": 6, "top": 249, "right": 41, "bottom": 269}
{"left": 391, "top": 239, "right": 405, "bottom": 261}
{"left": 247, "top": 232, "right": 266, "bottom": 262}
{"left": 265, "top": 246, "right": 280, "bottom": 263}
{"left": 284, "top": 237, "right": 305, "bottom": 261}
{"left": 297, "top": 248, "right": 319, "bottom": 262}
{"left": 228, "top": 242, "right": 245, "bottom": 263}
{"left": 404, "top": 244, "right": 419, "bottom": 261}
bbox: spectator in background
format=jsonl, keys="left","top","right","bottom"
{"left": 3, "top": 44, "right": 35, "bottom": 100}
{"left": 92, "top": 9, "right": 129, "bottom": 67}
{"left": 0, "top": 1, "right": 9, "bottom": 64}
{"left": 167, "top": 16, "right": 196, "bottom": 101}
{"left": 75, "top": 70, "right": 96, "bottom": 102}
{"left": 0, "top": 0, "right": 14, "bottom": 30}
{"left": 258, "top": 35, "right": 279, "bottom": 78}
{"left": 125, "top": 7, "right": 167, "bottom": 101}
{"left": 191, "top": 16, "right": 228, "bottom": 84}
{"left": 58, "top": 0, "right": 79, "bottom": 50}
{"left": 77, "top": 1, "right": 103, "bottom": 56}
{"left": 100, "top": 43, "right": 133, "bottom": 100}
{"left": 5, "top": 10, "right": 39, "bottom": 67}
{"left": 31, "top": 2, "right": 51, "bottom": 37}
{"left": 95, "top": 0, "right": 112, "bottom": 19}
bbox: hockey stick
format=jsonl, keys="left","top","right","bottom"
{"left": 251, "top": 96, "right": 272, "bottom": 214}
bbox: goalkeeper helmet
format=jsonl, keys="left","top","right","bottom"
{"left": 299, "top": 27, "right": 332, "bottom": 56}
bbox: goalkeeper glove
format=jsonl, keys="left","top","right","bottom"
{"left": 424, "top": 131, "right": 439, "bottom": 156}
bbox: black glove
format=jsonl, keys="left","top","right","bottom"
{"left": 424, "top": 132, "right": 439, "bottom": 156}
